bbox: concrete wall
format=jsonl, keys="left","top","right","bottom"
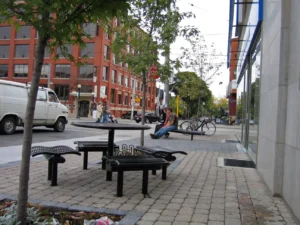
{"left": 257, "top": 0, "right": 300, "bottom": 219}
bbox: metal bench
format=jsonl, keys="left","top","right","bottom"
{"left": 169, "top": 129, "right": 205, "bottom": 140}
{"left": 31, "top": 145, "right": 81, "bottom": 186}
{"left": 104, "top": 156, "right": 169, "bottom": 197}
{"left": 74, "top": 141, "right": 119, "bottom": 170}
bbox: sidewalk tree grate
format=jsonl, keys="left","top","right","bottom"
{"left": 224, "top": 158, "right": 256, "bottom": 168}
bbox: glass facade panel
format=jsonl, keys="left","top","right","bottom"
{"left": 54, "top": 85, "right": 69, "bottom": 100}
{"left": 237, "top": 76, "right": 245, "bottom": 142}
{"left": 83, "top": 23, "right": 97, "bottom": 37}
{"left": 79, "top": 64, "right": 93, "bottom": 79}
{"left": 16, "top": 26, "right": 30, "bottom": 39}
{"left": 80, "top": 43, "right": 94, "bottom": 57}
{"left": 0, "top": 26, "right": 11, "bottom": 39}
{"left": 15, "top": 45, "right": 29, "bottom": 58}
{"left": 56, "top": 45, "right": 72, "bottom": 58}
{"left": 14, "top": 64, "right": 28, "bottom": 78}
{"left": 0, "top": 65, "right": 8, "bottom": 78}
{"left": 55, "top": 65, "right": 71, "bottom": 78}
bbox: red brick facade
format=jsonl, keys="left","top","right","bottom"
{"left": 0, "top": 21, "right": 157, "bottom": 118}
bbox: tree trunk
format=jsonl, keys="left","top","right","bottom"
{"left": 16, "top": 37, "right": 48, "bottom": 224}
{"left": 140, "top": 71, "right": 147, "bottom": 146}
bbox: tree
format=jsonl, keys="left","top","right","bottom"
{"left": 211, "top": 97, "right": 228, "bottom": 118}
{"left": 180, "top": 33, "right": 225, "bottom": 85}
{"left": 112, "top": 0, "right": 198, "bottom": 145}
{"left": 171, "top": 71, "right": 212, "bottom": 117}
{"left": 0, "top": 1, "right": 129, "bottom": 224}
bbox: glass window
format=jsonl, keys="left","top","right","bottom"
{"left": 136, "top": 81, "right": 139, "bottom": 90}
{"left": 105, "top": 25, "right": 111, "bottom": 39}
{"left": 79, "top": 64, "right": 93, "bottom": 79}
{"left": 125, "top": 77, "right": 128, "bottom": 87}
{"left": 124, "top": 95, "right": 128, "bottom": 105}
{"left": 237, "top": 74, "right": 245, "bottom": 143}
{"left": 0, "top": 26, "right": 11, "bottom": 39}
{"left": 14, "top": 64, "right": 28, "bottom": 78}
{"left": 40, "top": 64, "right": 50, "bottom": 78}
{"left": 48, "top": 91, "right": 59, "bottom": 103}
{"left": 131, "top": 79, "right": 135, "bottom": 89}
{"left": 114, "top": 32, "right": 117, "bottom": 41}
{"left": 118, "top": 94, "right": 122, "bottom": 104}
{"left": 83, "top": 23, "right": 97, "bottom": 37}
{"left": 110, "top": 89, "right": 115, "bottom": 103}
{"left": 54, "top": 85, "right": 69, "bottom": 100}
{"left": 80, "top": 43, "right": 94, "bottom": 57}
{"left": 112, "top": 54, "right": 116, "bottom": 64}
{"left": 16, "top": 26, "right": 30, "bottom": 39}
{"left": 118, "top": 74, "right": 123, "bottom": 85}
{"left": 103, "top": 66, "right": 109, "bottom": 81}
{"left": 36, "top": 90, "right": 47, "bottom": 101}
{"left": 0, "top": 65, "right": 8, "bottom": 78}
{"left": 55, "top": 65, "right": 71, "bottom": 78}
{"left": 0, "top": 45, "right": 10, "bottom": 58}
{"left": 15, "top": 45, "right": 29, "bottom": 58}
{"left": 112, "top": 70, "right": 116, "bottom": 83}
{"left": 56, "top": 45, "right": 72, "bottom": 58}
{"left": 114, "top": 19, "right": 118, "bottom": 27}
{"left": 81, "top": 85, "right": 92, "bottom": 92}
{"left": 104, "top": 45, "right": 110, "bottom": 60}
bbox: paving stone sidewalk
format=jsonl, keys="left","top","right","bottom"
{"left": 0, "top": 134, "right": 299, "bottom": 225}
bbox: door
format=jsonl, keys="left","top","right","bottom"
{"left": 79, "top": 101, "right": 89, "bottom": 117}
{"left": 47, "top": 91, "right": 60, "bottom": 124}
{"left": 33, "top": 89, "right": 47, "bottom": 125}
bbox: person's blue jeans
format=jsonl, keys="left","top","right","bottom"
{"left": 155, "top": 125, "right": 176, "bottom": 138}
{"left": 102, "top": 114, "right": 108, "bottom": 123}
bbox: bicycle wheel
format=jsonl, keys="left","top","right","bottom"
{"left": 178, "top": 121, "right": 192, "bottom": 135}
{"left": 201, "top": 122, "right": 216, "bottom": 136}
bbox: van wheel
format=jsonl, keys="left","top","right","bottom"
{"left": 0, "top": 117, "right": 16, "bottom": 135}
{"left": 53, "top": 118, "right": 65, "bottom": 132}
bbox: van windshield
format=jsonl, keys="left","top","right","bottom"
{"left": 48, "top": 92, "right": 59, "bottom": 103}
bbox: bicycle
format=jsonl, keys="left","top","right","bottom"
{"left": 178, "top": 117, "right": 216, "bottom": 136}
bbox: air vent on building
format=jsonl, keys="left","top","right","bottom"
{"left": 22, "top": 54, "right": 25, "bottom": 58}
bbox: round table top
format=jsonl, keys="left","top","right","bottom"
{"left": 71, "top": 122, "right": 151, "bottom": 130}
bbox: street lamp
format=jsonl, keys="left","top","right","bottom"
{"left": 76, "top": 84, "right": 81, "bottom": 119}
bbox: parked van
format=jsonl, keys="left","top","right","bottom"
{"left": 0, "top": 80, "right": 68, "bottom": 134}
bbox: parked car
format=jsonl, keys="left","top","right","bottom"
{"left": 0, "top": 80, "right": 68, "bottom": 134}
{"left": 121, "top": 111, "right": 138, "bottom": 119}
{"left": 135, "top": 112, "right": 160, "bottom": 124}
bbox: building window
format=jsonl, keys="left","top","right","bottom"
{"left": 136, "top": 81, "right": 139, "bottom": 90}
{"left": 124, "top": 95, "right": 128, "bottom": 105}
{"left": 0, "top": 26, "right": 11, "bottom": 39}
{"left": 0, "top": 65, "right": 8, "bottom": 78}
{"left": 35, "top": 45, "right": 50, "bottom": 58}
{"left": 55, "top": 64, "right": 71, "bottom": 78}
{"left": 81, "top": 85, "right": 92, "bottom": 93}
{"left": 14, "top": 64, "right": 28, "bottom": 78}
{"left": 118, "top": 94, "right": 122, "bottom": 104}
{"left": 79, "top": 64, "right": 93, "bottom": 79}
{"left": 131, "top": 79, "right": 135, "bottom": 89}
{"left": 104, "top": 45, "right": 110, "bottom": 60}
{"left": 148, "top": 86, "right": 151, "bottom": 94}
{"left": 114, "top": 19, "right": 118, "bottom": 27}
{"left": 103, "top": 66, "right": 109, "bottom": 81}
{"left": 0, "top": 45, "right": 10, "bottom": 58}
{"left": 56, "top": 45, "right": 72, "bottom": 58}
{"left": 16, "top": 26, "right": 30, "bottom": 39}
{"left": 125, "top": 77, "right": 128, "bottom": 87}
{"left": 112, "top": 54, "right": 116, "bottom": 64}
{"left": 40, "top": 64, "right": 50, "bottom": 78}
{"left": 110, "top": 89, "right": 116, "bottom": 103}
{"left": 105, "top": 25, "right": 111, "bottom": 39}
{"left": 112, "top": 70, "right": 116, "bottom": 83}
{"left": 148, "top": 100, "right": 150, "bottom": 108}
{"left": 15, "top": 45, "right": 29, "bottom": 58}
{"left": 118, "top": 74, "right": 123, "bottom": 85}
{"left": 114, "top": 32, "right": 118, "bottom": 41}
{"left": 54, "top": 85, "right": 69, "bottom": 100}
{"left": 80, "top": 43, "right": 94, "bottom": 58}
{"left": 82, "top": 23, "right": 97, "bottom": 37}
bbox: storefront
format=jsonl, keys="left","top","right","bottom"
{"left": 228, "top": 0, "right": 263, "bottom": 163}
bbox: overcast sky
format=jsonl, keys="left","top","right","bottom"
{"left": 162, "top": 0, "right": 230, "bottom": 99}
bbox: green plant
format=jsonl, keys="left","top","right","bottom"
{"left": 0, "top": 203, "right": 58, "bottom": 225}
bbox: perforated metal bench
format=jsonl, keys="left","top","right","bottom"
{"left": 104, "top": 156, "right": 169, "bottom": 197}
{"left": 74, "top": 141, "right": 119, "bottom": 170}
{"left": 31, "top": 145, "right": 81, "bottom": 186}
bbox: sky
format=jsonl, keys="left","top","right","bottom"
{"left": 161, "top": 0, "right": 230, "bottom": 99}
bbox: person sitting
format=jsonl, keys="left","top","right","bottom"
{"left": 150, "top": 107, "right": 177, "bottom": 139}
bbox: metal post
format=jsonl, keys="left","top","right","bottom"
{"left": 130, "top": 78, "right": 136, "bottom": 120}
{"left": 47, "top": 63, "right": 51, "bottom": 88}
{"left": 76, "top": 84, "right": 81, "bottom": 119}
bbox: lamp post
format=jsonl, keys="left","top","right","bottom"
{"left": 76, "top": 84, "right": 81, "bottom": 119}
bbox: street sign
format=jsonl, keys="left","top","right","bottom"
{"left": 135, "top": 97, "right": 140, "bottom": 103}
{"left": 131, "top": 99, "right": 135, "bottom": 105}
{"left": 149, "top": 66, "right": 159, "bottom": 79}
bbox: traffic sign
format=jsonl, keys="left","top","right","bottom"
{"left": 135, "top": 97, "right": 140, "bottom": 103}
{"left": 149, "top": 66, "right": 159, "bottom": 79}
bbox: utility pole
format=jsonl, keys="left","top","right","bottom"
{"left": 47, "top": 63, "right": 51, "bottom": 88}
{"left": 130, "top": 78, "right": 136, "bottom": 120}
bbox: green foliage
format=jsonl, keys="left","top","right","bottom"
{"left": 171, "top": 71, "right": 212, "bottom": 116}
{"left": 211, "top": 97, "right": 228, "bottom": 117}
{"left": 0, "top": 0, "right": 130, "bottom": 63}
{"left": 0, "top": 203, "right": 57, "bottom": 225}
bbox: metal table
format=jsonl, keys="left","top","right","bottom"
{"left": 71, "top": 122, "right": 151, "bottom": 180}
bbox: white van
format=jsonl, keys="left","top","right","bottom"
{"left": 0, "top": 80, "right": 69, "bottom": 134}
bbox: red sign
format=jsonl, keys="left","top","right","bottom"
{"left": 149, "top": 66, "right": 159, "bottom": 79}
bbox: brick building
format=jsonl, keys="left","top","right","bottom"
{"left": 0, "top": 20, "right": 157, "bottom": 118}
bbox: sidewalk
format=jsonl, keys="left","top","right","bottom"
{"left": 0, "top": 134, "right": 299, "bottom": 224}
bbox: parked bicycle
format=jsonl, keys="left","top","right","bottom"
{"left": 178, "top": 117, "right": 216, "bottom": 136}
